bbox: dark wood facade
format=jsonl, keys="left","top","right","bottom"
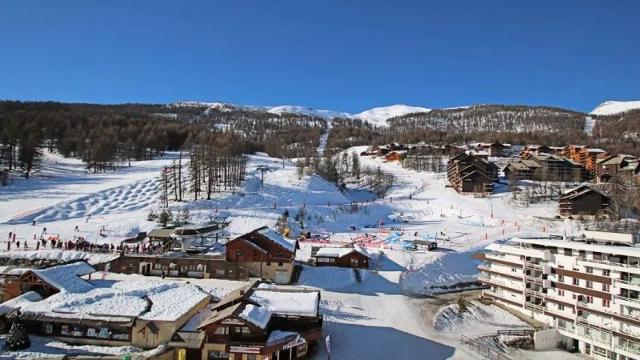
{"left": 103, "top": 254, "right": 250, "bottom": 280}
{"left": 559, "top": 186, "right": 610, "bottom": 217}
{"left": 447, "top": 153, "right": 495, "bottom": 194}
{"left": 311, "top": 248, "right": 370, "bottom": 268}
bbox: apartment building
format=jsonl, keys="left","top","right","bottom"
{"left": 479, "top": 231, "right": 640, "bottom": 359}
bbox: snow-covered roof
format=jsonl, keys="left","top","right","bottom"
{"left": 30, "top": 261, "right": 95, "bottom": 293}
{"left": 239, "top": 304, "right": 272, "bottom": 329}
{"left": 257, "top": 227, "right": 296, "bottom": 252}
{"left": 267, "top": 330, "right": 299, "bottom": 345}
{"left": 249, "top": 289, "right": 319, "bottom": 317}
{"left": 0, "top": 291, "right": 42, "bottom": 316}
{"left": 179, "top": 303, "right": 216, "bottom": 332}
{"left": 314, "top": 246, "right": 370, "bottom": 259}
{"left": 19, "top": 279, "right": 209, "bottom": 322}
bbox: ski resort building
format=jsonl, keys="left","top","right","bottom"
{"left": 558, "top": 185, "right": 610, "bottom": 219}
{"left": 596, "top": 155, "right": 640, "bottom": 184}
{"left": 310, "top": 246, "right": 370, "bottom": 268}
{"left": 104, "top": 253, "right": 251, "bottom": 280}
{"left": 446, "top": 153, "right": 497, "bottom": 194}
{"left": 226, "top": 227, "right": 298, "bottom": 284}
{"left": 0, "top": 261, "right": 211, "bottom": 351}
{"left": 172, "top": 280, "right": 323, "bottom": 360}
{"left": 479, "top": 232, "right": 640, "bottom": 359}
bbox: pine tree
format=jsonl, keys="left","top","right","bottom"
{"left": 4, "top": 314, "right": 30, "bottom": 350}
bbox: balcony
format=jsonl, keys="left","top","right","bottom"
{"left": 619, "top": 338, "right": 640, "bottom": 356}
{"left": 616, "top": 279, "right": 640, "bottom": 292}
{"left": 478, "top": 274, "right": 524, "bottom": 292}
{"left": 615, "top": 295, "right": 640, "bottom": 310}
{"left": 578, "top": 258, "right": 640, "bottom": 274}
{"left": 478, "top": 264, "right": 522, "bottom": 279}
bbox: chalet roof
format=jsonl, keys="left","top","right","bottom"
{"left": 461, "top": 170, "right": 488, "bottom": 180}
{"left": 29, "top": 261, "right": 95, "bottom": 293}
{"left": 0, "top": 291, "right": 42, "bottom": 316}
{"left": 148, "top": 228, "right": 175, "bottom": 238}
{"left": 521, "top": 160, "right": 540, "bottom": 168}
{"left": 506, "top": 162, "right": 530, "bottom": 171}
{"left": 561, "top": 186, "right": 608, "bottom": 201}
{"left": 256, "top": 227, "right": 297, "bottom": 253}
{"left": 586, "top": 148, "right": 607, "bottom": 153}
{"left": 239, "top": 304, "right": 272, "bottom": 329}
{"left": 198, "top": 302, "right": 243, "bottom": 329}
{"left": 249, "top": 287, "right": 320, "bottom": 317}
{"left": 598, "top": 154, "right": 638, "bottom": 166}
{"left": 212, "top": 280, "right": 260, "bottom": 311}
{"left": 313, "top": 246, "right": 370, "bottom": 259}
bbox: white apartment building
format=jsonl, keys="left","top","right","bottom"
{"left": 480, "top": 231, "right": 640, "bottom": 360}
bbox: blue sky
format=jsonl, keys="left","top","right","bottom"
{"left": 1, "top": 0, "right": 638, "bottom": 113}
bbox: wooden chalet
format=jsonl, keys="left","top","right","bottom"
{"left": 559, "top": 185, "right": 610, "bottom": 218}
{"left": 384, "top": 151, "right": 405, "bottom": 162}
{"left": 411, "top": 240, "right": 438, "bottom": 251}
{"left": 503, "top": 159, "right": 540, "bottom": 181}
{"left": 477, "top": 141, "right": 511, "bottom": 157}
{"left": 189, "top": 281, "right": 323, "bottom": 360}
{"left": 519, "top": 153, "right": 587, "bottom": 182}
{"left": 447, "top": 153, "right": 495, "bottom": 194}
{"left": 104, "top": 253, "right": 250, "bottom": 280}
{"left": 17, "top": 261, "right": 95, "bottom": 298}
{"left": 310, "top": 246, "right": 370, "bottom": 268}
{"left": 147, "top": 228, "right": 176, "bottom": 243}
{"left": 596, "top": 154, "right": 640, "bottom": 184}
{"left": 226, "top": 227, "right": 298, "bottom": 284}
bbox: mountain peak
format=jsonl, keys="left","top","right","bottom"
{"left": 590, "top": 100, "right": 640, "bottom": 116}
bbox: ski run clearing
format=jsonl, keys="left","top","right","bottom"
{"left": 0, "top": 148, "right": 582, "bottom": 359}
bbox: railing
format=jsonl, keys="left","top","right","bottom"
{"left": 460, "top": 335, "right": 512, "bottom": 360}
{"left": 579, "top": 258, "right": 640, "bottom": 270}
{"left": 615, "top": 295, "right": 640, "bottom": 306}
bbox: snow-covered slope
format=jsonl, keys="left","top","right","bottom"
{"left": 353, "top": 104, "right": 431, "bottom": 127}
{"left": 590, "top": 100, "right": 640, "bottom": 116}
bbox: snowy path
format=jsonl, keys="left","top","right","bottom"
{"left": 584, "top": 116, "right": 596, "bottom": 135}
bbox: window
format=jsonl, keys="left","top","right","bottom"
{"left": 44, "top": 323, "right": 53, "bottom": 334}
{"left": 586, "top": 281, "right": 593, "bottom": 289}
{"left": 558, "top": 304, "right": 565, "bottom": 311}
{"left": 241, "top": 327, "right": 251, "bottom": 335}
{"left": 603, "top": 269, "right": 610, "bottom": 276}
{"left": 602, "top": 284, "right": 610, "bottom": 292}
{"left": 214, "top": 326, "right": 229, "bottom": 335}
{"left": 573, "top": 278, "right": 579, "bottom": 286}
{"left": 585, "top": 266, "right": 593, "bottom": 274}
{"left": 247, "top": 356, "right": 257, "bottom": 360}
{"left": 511, "top": 268, "right": 517, "bottom": 272}
{"left": 278, "top": 262, "right": 283, "bottom": 266}
{"left": 564, "top": 249, "right": 572, "bottom": 256}
{"left": 557, "top": 289, "right": 565, "bottom": 296}
{"left": 558, "top": 275, "right": 564, "bottom": 282}
{"left": 586, "top": 296, "right": 594, "bottom": 304}
{"left": 235, "top": 250, "right": 243, "bottom": 257}
{"left": 208, "top": 351, "right": 230, "bottom": 359}
{"left": 603, "top": 299, "right": 610, "bottom": 308}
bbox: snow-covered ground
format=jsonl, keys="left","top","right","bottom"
{"left": 0, "top": 148, "right": 583, "bottom": 359}
{"left": 583, "top": 116, "right": 596, "bottom": 135}
{"left": 590, "top": 100, "right": 640, "bottom": 116}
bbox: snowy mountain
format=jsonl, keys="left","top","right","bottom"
{"left": 353, "top": 104, "right": 431, "bottom": 127}
{"left": 590, "top": 100, "right": 640, "bottom": 116}
{"left": 266, "top": 105, "right": 352, "bottom": 120}
{"left": 171, "top": 101, "right": 432, "bottom": 125}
